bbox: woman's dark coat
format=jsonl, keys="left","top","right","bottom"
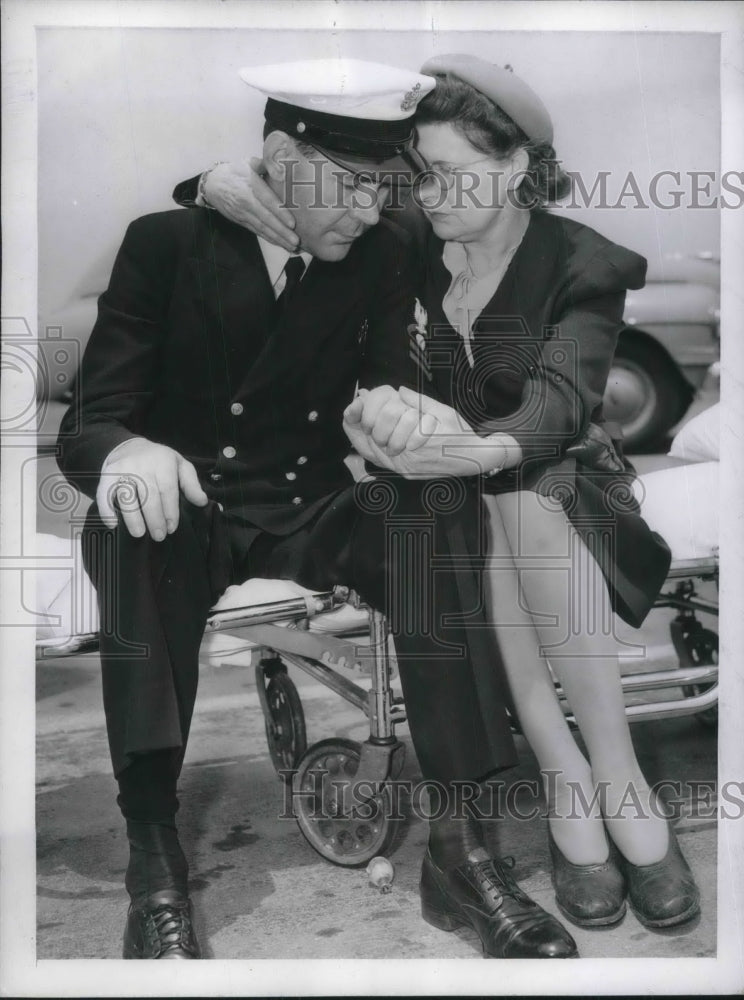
{"left": 418, "top": 211, "right": 671, "bottom": 627}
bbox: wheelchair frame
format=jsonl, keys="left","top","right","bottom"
{"left": 36, "top": 556, "right": 719, "bottom": 865}
{"left": 551, "top": 557, "right": 719, "bottom": 729}
{"left": 36, "top": 585, "right": 408, "bottom": 865}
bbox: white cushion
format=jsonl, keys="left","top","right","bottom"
{"left": 633, "top": 462, "right": 718, "bottom": 563}
{"left": 33, "top": 537, "right": 369, "bottom": 647}
{"left": 32, "top": 533, "right": 99, "bottom": 642}
{"left": 210, "top": 578, "right": 369, "bottom": 642}
{"left": 669, "top": 403, "right": 720, "bottom": 463}
{"left": 211, "top": 577, "right": 316, "bottom": 611}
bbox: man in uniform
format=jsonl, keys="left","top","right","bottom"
{"left": 58, "top": 59, "right": 576, "bottom": 960}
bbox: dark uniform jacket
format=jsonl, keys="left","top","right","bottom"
{"left": 58, "top": 207, "right": 416, "bottom": 533}
{"left": 60, "top": 204, "right": 521, "bottom": 784}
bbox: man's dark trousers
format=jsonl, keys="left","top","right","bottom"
{"left": 82, "top": 474, "right": 517, "bottom": 788}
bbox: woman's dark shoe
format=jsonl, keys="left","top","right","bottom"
{"left": 420, "top": 847, "right": 578, "bottom": 958}
{"left": 123, "top": 889, "right": 200, "bottom": 959}
{"left": 618, "top": 825, "right": 701, "bottom": 928}
{"left": 548, "top": 827, "right": 627, "bottom": 928}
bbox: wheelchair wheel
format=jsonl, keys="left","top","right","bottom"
{"left": 256, "top": 662, "right": 307, "bottom": 779}
{"left": 293, "top": 738, "right": 396, "bottom": 867}
{"left": 676, "top": 624, "right": 719, "bottom": 729}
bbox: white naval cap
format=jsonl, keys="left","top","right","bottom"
{"left": 238, "top": 58, "right": 436, "bottom": 179}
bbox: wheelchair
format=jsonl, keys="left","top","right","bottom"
{"left": 552, "top": 458, "right": 720, "bottom": 731}
{"left": 35, "top": 570, "right": 408, "bottom": 868}
{"left": 34, "top": 459, "right": 719, "bottom": 867}
{"left": 619, "top": 460, "right": 719, "bottom": 729}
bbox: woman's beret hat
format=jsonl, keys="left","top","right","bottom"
{"left": 420, "top": 53, "right": 554, "bottom": 145}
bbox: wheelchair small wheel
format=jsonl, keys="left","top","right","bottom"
{"left": 293, "top": 738, "right": 396, "bottom": 867}
{"left": 680, "top": 627, "right": 719, "bottom": 729}
{"left": 257, "top": 664, "right": 307, "bottom": 779}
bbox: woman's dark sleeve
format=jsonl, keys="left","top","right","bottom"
{"left": 172, "top": 175, "right": 202, "bottom": 206}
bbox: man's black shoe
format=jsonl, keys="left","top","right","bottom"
{"left": 122, "top": 889, "right": 200, "bottom": 959}
{"left": 420, "top": 848, "right": 578, "bottom": 958}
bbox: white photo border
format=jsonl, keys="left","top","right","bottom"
{"left": 2, "top": 1, "right": 743, "bottom": 995}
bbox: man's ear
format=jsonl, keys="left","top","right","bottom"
{"left": 263, "top": 131, "right": 296, "bottom": 181}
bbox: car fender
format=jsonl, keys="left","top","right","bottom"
{"left": 623, "top": 281, "right": 719, "bottom": 378}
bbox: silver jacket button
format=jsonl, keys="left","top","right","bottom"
{"left": 297, "top": 456, "right": 308, "bottom": 465}
{"left": 230, "top": 402, "right": 244, "bottom": 416}
{"left": 222, "top": 445, "right": 237, "bottom": 458}
{"left": 307, "top": 410, "right": 319, "bottom": 422}
{"left": 285, "top": 471, "right": 297, "bottom": 481}
{"left": 291, "top": 496, "right": 303, "bottom": 505}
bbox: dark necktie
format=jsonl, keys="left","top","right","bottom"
{"left": 276, "top": 255, "right": 306, "bottom": 313}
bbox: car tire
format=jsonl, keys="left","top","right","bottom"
{"left": 603, "top": 332, "right": 694, "bottom": 452}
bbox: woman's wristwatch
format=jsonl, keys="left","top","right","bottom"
{"left": 481, "top": 436, "right": 509, "bottom": 477}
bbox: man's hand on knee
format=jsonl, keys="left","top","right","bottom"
{"left": 97, "top": 438, "right": 208, "bottom": 540}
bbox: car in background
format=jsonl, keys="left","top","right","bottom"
{"left": 35, "top": 252, "right": 720, "bottom": 455}
{"left": 604, "top": 253, "right": 720, "bottom": 452}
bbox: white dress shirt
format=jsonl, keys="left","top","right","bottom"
{"left": 257, "top": 237, "right": 313, "bottom": 298}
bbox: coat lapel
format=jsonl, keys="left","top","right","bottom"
{"left": 422, "top": 213, "right": 565, "bottom": 406}
{"left": 422, "top": 233, "right": 467, "bottom": 405}
{"left": 187, "top": 212, "right": 278, "bottom": 399}
{"left": 425, "top": 214, "right": 564, "bottom": 334}
{"left": 235, "top": 238, "right": 368, "bottom": 398}
{"left": 472, "top": 212, "right": 563, "bottom": 338}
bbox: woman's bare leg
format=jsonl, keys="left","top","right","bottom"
{"left": 492, "top": 491, "right": 669, "bottom": 866}
{"left": 483, "top": 494, "right": 608, "bottom": 865}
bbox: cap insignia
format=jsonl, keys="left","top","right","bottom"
{"left": 400, "top": 82, "right": 422, "bottom": 112}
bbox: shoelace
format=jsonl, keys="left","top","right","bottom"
{"left": 149, "top": 902, "right": 194, "bottom": 955}
{"left": 472, "top": 856, "right": 536, "bottom": 908}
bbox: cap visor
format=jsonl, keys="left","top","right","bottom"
{"left": 310, "top": 144, "right": 426, "bottom": 185}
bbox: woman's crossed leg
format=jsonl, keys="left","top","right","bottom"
{"left": 483, "top": 490, "right": 670, "bottom": 868}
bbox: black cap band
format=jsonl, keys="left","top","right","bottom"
{"left": 264, "top": 97, "right": 414, "bottom": 161}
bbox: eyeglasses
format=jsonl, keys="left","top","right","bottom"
{"left": 416, "top": 156, "right": 497, "bottom": 191}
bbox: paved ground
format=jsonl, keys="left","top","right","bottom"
{"left": 35, "top": 387, "right": 721, "bottom": 964}
{"left": 36, "top": 607, "right": 718, "bottom": 962}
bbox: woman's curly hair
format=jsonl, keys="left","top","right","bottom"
{"left": 416, "top": 71, "right": 572, "bottom": 210}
